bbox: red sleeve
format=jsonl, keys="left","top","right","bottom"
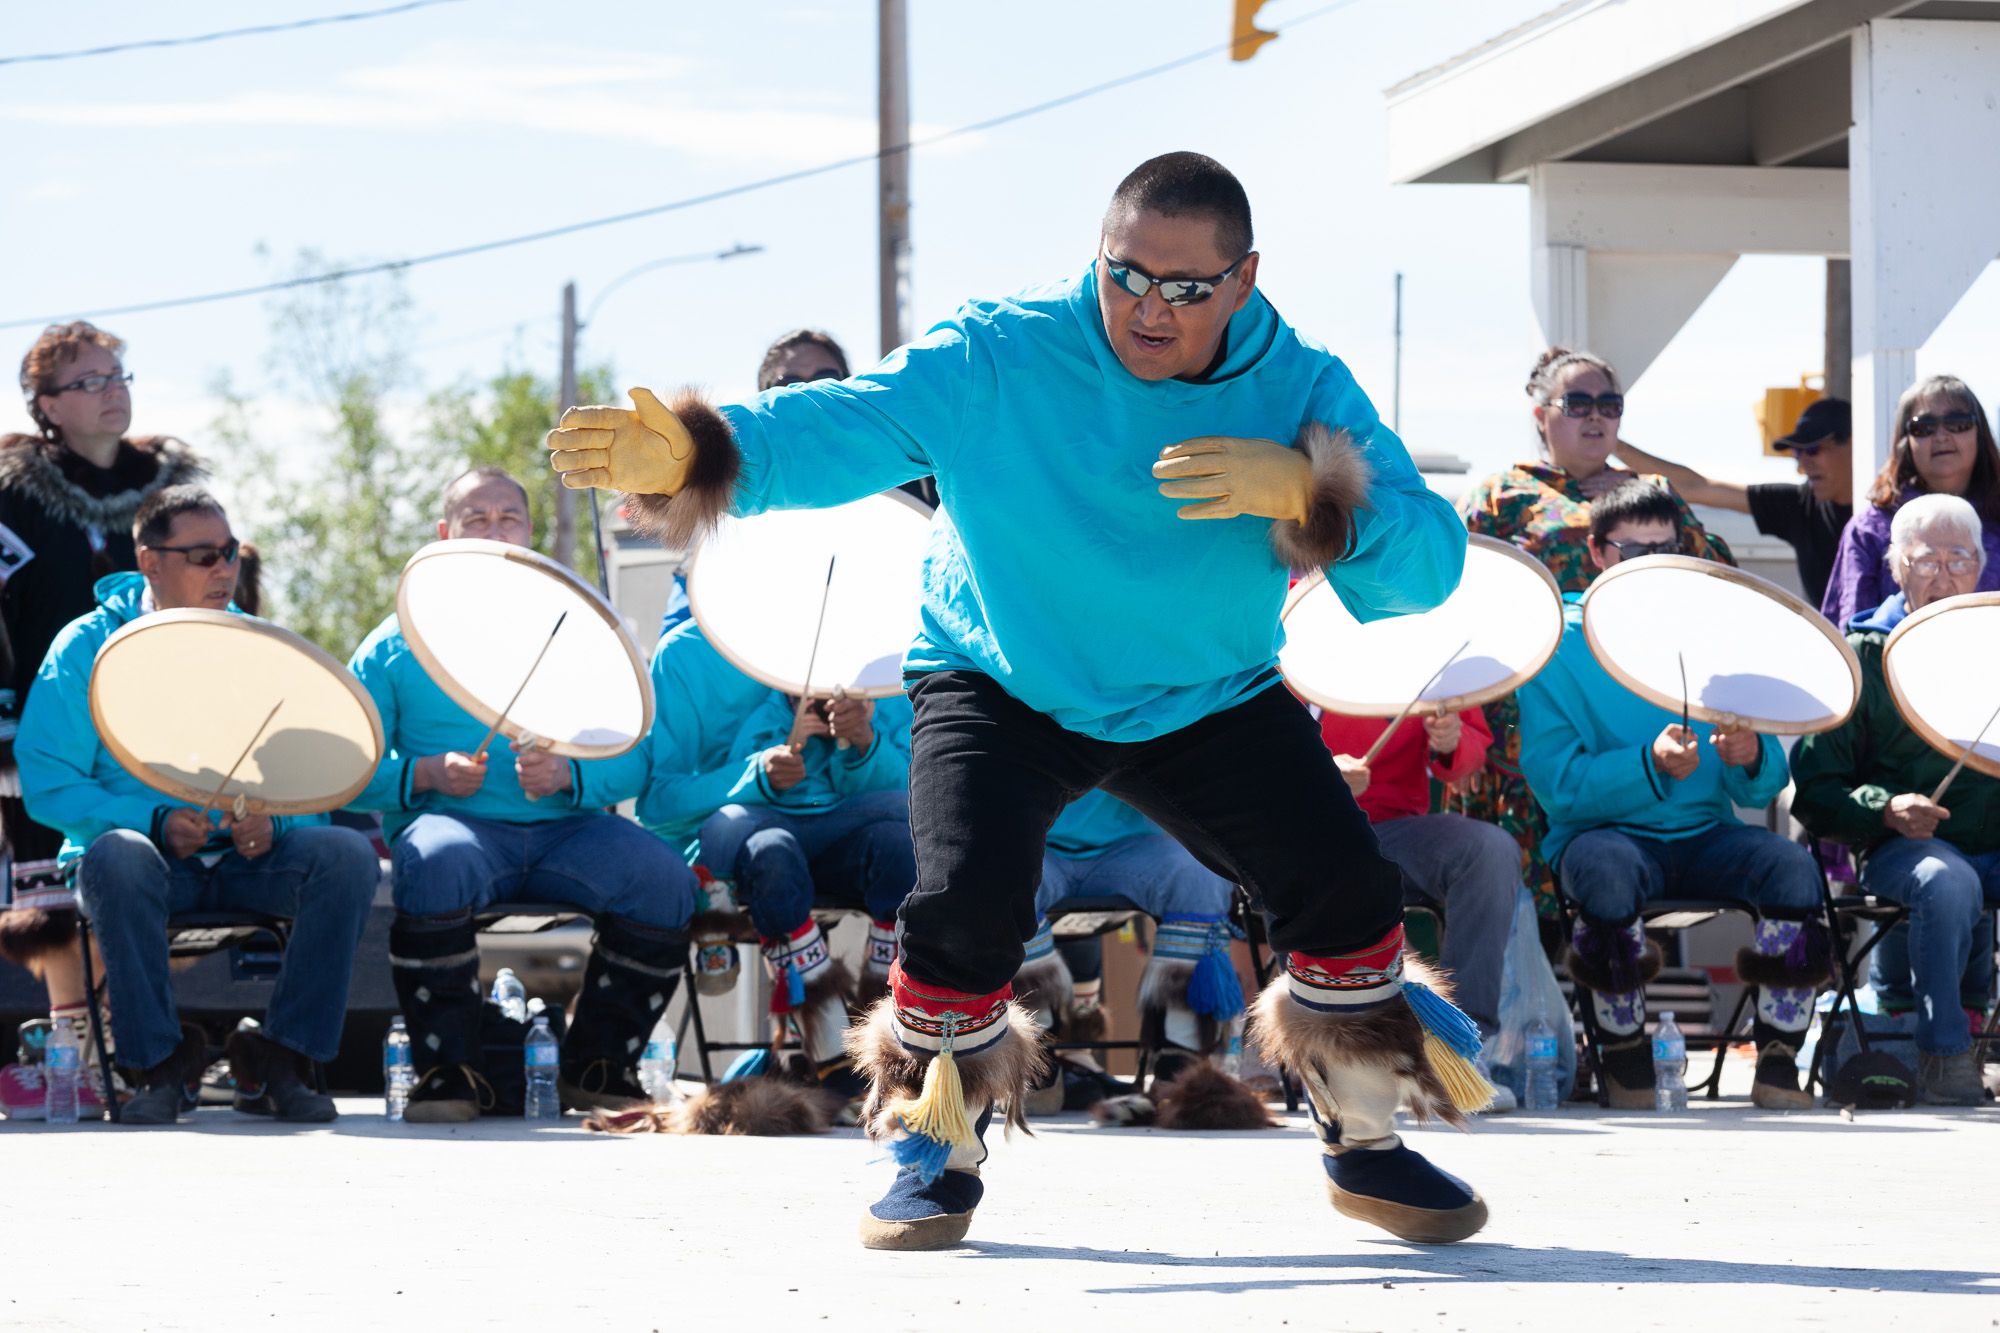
{"left": 1428, "top": 707, "right": 1492, "bottom": 784}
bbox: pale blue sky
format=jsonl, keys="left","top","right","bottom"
{"left": 10, "top": 0, "right": 2000, "bottom": 514}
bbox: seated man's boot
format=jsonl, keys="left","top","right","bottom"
{"left": 226, "top": 1028, "right": 336, "bottom": 1123}
{"left": 1566, "top": 917, "right": 1661, "bottom": 1110}
{"left": 560, "top": 916, "right": 689, "bottom": 1113}
{"left": 118, "top": 1024, "right": 207, "bottom": 1126}
{"left": 1011, "top": 920, "right": 1071, "bottom": 1118}
{"left": 1916, "top": 1048, "right": 1984, "bottom": 1106}
{"left": 1250, "top": 932, "right": 1490, "bottom": 1244}
{"left": 848, "top": 964, "right": 1046, "bottom": 1251}
{"left": 1737, "top": 919, "right": 1828, "bottom": 1111}
{"left": 688, "top": 872, "right": 749, "bottom": 998}
{"left": 391, "top": 912, "right": 486, "bottom": 1124}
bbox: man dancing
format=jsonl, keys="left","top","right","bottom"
{"left": 550, "top": 153, "right": 1479, "bottom": 1249}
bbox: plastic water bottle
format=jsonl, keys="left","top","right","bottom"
{"left": 491, "top": 968, "right": 528, "bottom": 1024}
{"left": 382, "top": 1016, "right": 414, "bottom": 1122}
{"left": 1524, "top": 1014, "right": 1560, "bottom": 1111}
{"left": 1221, "top": 1014, "right": 1245, "bottom": 1078}
{"left": 44, "top": 1019, "right": 80, "bottom": 1125}
{"left": 523, "top": 1015, "right": 560, "bottom": 1120}
{"left": 638, "top": 1014, "right": 679, "bottom": 1103}
{"left": 1653, "top": 1011, "right": 1689, "bottom": 1112}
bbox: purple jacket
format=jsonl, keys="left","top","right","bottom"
{"left": 1821, "top": 490, "right": 2000, "bottom": 628}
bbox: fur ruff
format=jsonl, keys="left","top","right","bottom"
{"left": 0, "top": 904, "right": 78, "bottom": 965}
{"left": 1060, "top": 1002, "right": 1110, "bottom": 1046}
{"left": 689, "top": 908, "right": 757, "bottom": 943}
{"left": 1269, "top": 423, "right": 1371, "bottom": 570}
{"left": 1137, "top": 954, "right": 1219, "bottom": 1055}
{"left": 1735, "top": 921, "right": 1831, "bottom": 989}
{"left": 1248, "top": 954, "right": 1464, "bottom": 1128}
{"left": 1012, "top": 949, "right": 1074, "bottom": 1018}
{"left": 1564, "top": 930, "right": 1663, "bottom": 997}
{"left": 0, "top": 436, "right": 203, "bottom": 533}
{"left": 581, "top": 1077, "right": 840, "bottom": 1136}
{"left": 1091, "top": 1063, "right": 1277, "bottom": 1131}
{"left": 854, "top": 966, "right": 891, "bottom": 1011}
{"left": 618, "top": 390, "right": 742, "bottom": 551}
{"left": 844, "top": 995, "right": 1049, "bottom": 1142}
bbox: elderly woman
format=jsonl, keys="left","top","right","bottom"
{"left": 1792, "top": 493, "right": 1999, "bottom": 1105}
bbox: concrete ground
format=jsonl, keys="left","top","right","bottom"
{"left": 9, "top": 1073, "right": 1997, "bottom": 1332}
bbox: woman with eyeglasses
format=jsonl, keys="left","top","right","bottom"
{"left": 0, "top": 320, "right": 202, "bottom": 1121}
{"left": 1454, "top": 347, "right": 1732, "bottom": 920}
{"left": 1820, "top": 374, "right": 2000, "bottom": 630}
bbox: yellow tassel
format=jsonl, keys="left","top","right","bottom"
{"left": 1424, "top": 1032, "right": 1497, "bottom": 1114}
{"left": 887, "top": 1039, "right": 977, "bottom": 1154}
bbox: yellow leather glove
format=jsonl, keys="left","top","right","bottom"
{"left": 1152, "top": 436, "right": 1312, "bottom": 522}
{"left": 546, "top": 387, "right": 695, "bottom": 494}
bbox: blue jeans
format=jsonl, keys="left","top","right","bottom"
{"left": 1559, "top": 823, "right": 1824, "bottom": 922}
{"left": 392, "top": 812, "right": 694, "bottom": 929}
{"left": 1373, "top": 813, "right": 1520, "bottom": 1037}
{"left": 1860, "top": 837, "right": 2000, "bottom": 1056}
{"left": 76, "top": 825, "right": 379, "bottom": 1070}
{"left": 1035, "top": 833, "right": 1234, "bottom": 922}
{"left": 698, "top": 790, "right": 914, "bottom": 940}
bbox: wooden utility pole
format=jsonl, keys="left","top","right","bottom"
{"left": 554, "top": 280, "right": 579, "bottom": 569}
{"left": 878, "top": 0, "right": 911, "bottom": 356}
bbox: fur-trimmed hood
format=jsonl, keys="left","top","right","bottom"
{"left": 0, "top": 435, "right": 204, "bottom": 532}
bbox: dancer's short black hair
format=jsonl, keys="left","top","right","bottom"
{"left": 1589, "top": 478, "right": 1682, "bottom": 543}
{"left": 1104, "top": 152, "right": 1253, "bottom": 261}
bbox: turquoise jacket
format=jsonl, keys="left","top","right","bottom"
{"left": 17, "top": 573, "right": 319, "bottom": 867}
{"left": 346, "top": 613, "right": 649, "bottom": 842}
{"left": 639, "top": 620, "right": 912, "bottom": 861}
{"left": 1046, "top": 788, "right": 1155, "bottom": 860}
{"left": 716, "top": 265, "right": 1465, "bottom": 742}
{"left": 1518, "top": 595, "right": 1789, "bottom": 869}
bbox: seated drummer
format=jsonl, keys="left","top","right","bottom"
{"left": 1517, "top": 479, "right": 1828, "bottom": 1110}
{"left": 348, "top": 467, "right": 696, "bottom": 1121}
{"left": 1318, "top": 705, "right": 1514, "bottom": 1082}
{"left": 639, "top": 617, "right": 914, "bottom": 1090}
{"left": 16, "top": 486, "right": 378, "bottom": 1125}
{"left": 1010, "top": 788, "right": 1241, "bottom": 1099}
{"left": 1792, "top": 493, "right": 1998, "bottom": 1106}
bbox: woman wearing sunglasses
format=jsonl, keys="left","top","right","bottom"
{"left": 0, "top": 320, "right": 202, "bottom": 1120}
{"left": 1455, "top": 347, "right": 1732, "bottom": 921}
{"left": 1821, "top": 374, "right": 2000, "bottom": 630}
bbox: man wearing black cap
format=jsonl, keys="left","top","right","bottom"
{"left": 1607, "top": 398, "right": 1853, "bottom": 608}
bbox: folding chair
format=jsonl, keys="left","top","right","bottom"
{"left": 679, "top": 905, "right": 863, "bottom": 1082}
{"left": 1555, "top": 894, "right": 1760, "bottom": 1106}
{"left": 78, "top": 910, "right": 293, "bottom": 1125}
{"left": 1041, "top": 896, "right": 1147, "bottom": 1080}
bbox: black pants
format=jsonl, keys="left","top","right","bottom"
{"left": 899, "top": 671, "right": 1404, "bottom": 996}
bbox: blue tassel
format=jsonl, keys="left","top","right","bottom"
{"left": 785, "top": 960, "right": 806, "bottom": 1008}
{"left": 889, "top": 1128, "right": 953, "bottom": 1184}
{"left": 1403, "top": 981, "right": 1483, "bottom": 1061}
{"left": 1186, "top": 936, "right": 1244, "bottom": 1020}
{"left": 722, "top": 1048, "right": 770, "bottom": 1082}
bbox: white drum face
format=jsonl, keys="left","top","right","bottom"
{"left": 1884, "top": 593, "right": 2000, "bottom": 780}
{"left": 1582, "top": 557, "right": 1858, "bottom": 734}
{"left": 688, "top": 492, "right": 933, "bottom": 699}
{"left": 1278, "top": 536, "right": 1564, "bottom": 716}
{"left": 90, "top": 612, "right": 383, "bottom": 813}
{"left": 398, "top": 541, "right": 651, "bottom": 758}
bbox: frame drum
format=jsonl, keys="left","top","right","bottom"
{"left": 1882, "top": 591, "right": 2000, "bottom": 780}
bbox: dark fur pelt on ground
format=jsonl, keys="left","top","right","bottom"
{"left": 1091, "top": 1063, "right": 1276, "bottom": 1130}
{"left": 583, "top": 1077, "right": 838, "bottom": 1136}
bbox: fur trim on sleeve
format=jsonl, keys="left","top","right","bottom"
{"left": 1269, "top": 423, "right": 1372, "bottom": 571}
{"left": 618, "top": 390, "right": 742, "bottom": 552}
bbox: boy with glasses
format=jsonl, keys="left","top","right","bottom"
{"left": 0, "top": 322, "right": 203, "bottom": 1119}
{"left": 14, "top": 486, "right": 378, "bottom": 1124}
{"left": 550, "top": 151, "right": 1487, "bottom": 1252}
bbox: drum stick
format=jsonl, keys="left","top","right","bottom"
{"left": 202, "top": 699, "right": 283, "bottom": 817}
{"left": 1358, "top": 639, "right": 1470, "bottom": 768}
{"left": 1678, "top": 652, "right": 1692, "bottom": 735}
{"left": 476, "top": 611, "right": 567, "bottom": 760}
{"left": 1929, "top": 697, "right": 2000, "bottom": 805}
{"left": 790, "top": 556, "right": 837, "bottom": 753}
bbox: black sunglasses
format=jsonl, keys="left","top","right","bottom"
{"left": 770, "top": 369, "right": 842, "bottom": 388}
{"left": 147, "top": 537, "right": 240, "bottom": 568}
{"left": 1100, "top": 248, "right": 1246, "bottom": 307}
{"left": 1552, "top": 392, "right": 1624, "bottom": 420}
{"left": 1600, "top": 537, "right": 1678, "bottom": 560}
{"left": 1906, "top": 412, "right": 1978, "bottom": 439}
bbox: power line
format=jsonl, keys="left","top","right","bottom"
{"left": 0, "top": 0, "right": 468, "bottom": 67}
{"left": 2, "top": 0, "right": 1361, "bottom": 330}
